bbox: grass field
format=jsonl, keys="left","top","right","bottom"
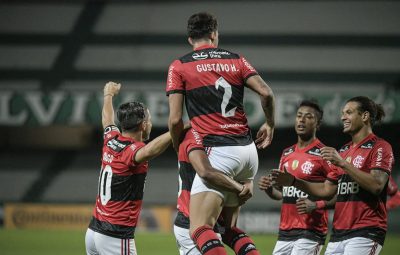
{"left": 1, "top": 229, "right": 399, "bottom": 255}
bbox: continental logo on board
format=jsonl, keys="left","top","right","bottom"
{"left": 4, "top": 203, "right": 93, "bottom": 229}
{"left": 4, "top": 203, "right": 175, "bottom": 232}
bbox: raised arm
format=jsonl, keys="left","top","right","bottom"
{"left": 102, "top": 82, "right": 121, "bottom": 129}
{"left": 134, "top": 132, "right": 172, "bottom": 164}
{"left": 321, "top": 147, "right": 389, "bottom": 196}
{"left": 245, "top": 75, "right": 275, "bottom": 149}
{"left": 168, "top": 93, "right": 185, "bottom": 152}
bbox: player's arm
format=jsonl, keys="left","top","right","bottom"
{"left": 272, "top": 169, "right": 337, "bottom": 199}
{"left": 245, "top": 75, "right": 275, "bottom": 149}
{"left": 258, "top": 175, "right": 282, "bottom": 200}
{"left": 321, "top": 146, "right": 389, "bottom": 195}
{"left": 296, "top": 195, "right": 337, "bottom": 214}
{"left": 102, "top": 81, "right": 121, "bottom": 129}
{"left": 134, "top": 132, "right": 172, "bottom": 164}
{"left": 168, "top": 93, "right": 185, "bottom": 153}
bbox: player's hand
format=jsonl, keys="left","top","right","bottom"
{"left": 255, "top": 123, "right": 274, "bottom": 149}
{"left": 104, "top": 81, "right": 121, "bottom": 97}
{"left": 238, "top": 181, "right": 253, "bottom": 205}
{"left": 321, "top": 147, "right": 345, "bottom": 167}
{"left": 258, "top": 174, "right": 274, "bottom": 191}
{"left": 271, "top": 167, "right": 295, "bottom": 187}
{"left": 296, "top": 198, "right": 316, "bottom": 214}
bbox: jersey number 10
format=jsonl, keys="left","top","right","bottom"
{"left": 98, "top": 165, "right": 113, "bottom": 205}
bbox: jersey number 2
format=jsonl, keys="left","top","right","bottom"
{"left": 215, "top": 77, "right": 237, "bottom": 117}
{"left": 99, "top": 165, "right": 113, "bottom": 205}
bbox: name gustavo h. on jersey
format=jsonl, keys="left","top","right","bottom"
{"left": 196, "top": 63, "right": 238, "bottom": 73}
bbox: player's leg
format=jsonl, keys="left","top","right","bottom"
{"left": 85, "top": 228, "right": 99, "bottom": 255}
{"left": 188, "top": 149, "right": 234, "bottom": 255}
{"left": 272, "top": 240, "right": 294, "bottom": 255}
{"left": 343, "top": 237, "right": 382, "bottom": 255}
{"left": 220, "top": 180, "right": 260, "bottom": 255}
{"left": 324, "top": 241, "right": 344, "bottom": 255}
{"left": 189, "top": 187, "right": 226, "bottom": 255}
{"left": 174, "top": 224, "right": 202, "bottom": 255}
{"left": 93, "top": 231, "right": 137, "bottom": 255}
{"left": 292, "top": 238, "right": 322, "bottom": 255}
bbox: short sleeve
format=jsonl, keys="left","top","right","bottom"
{"left": 123, "top": 142, "right": 146, "bottom": 167}
{"left": 369, "top": 140, "right": 394, "bottom": 174}
{"left": 179, "top": 128, "right": 204, "bottom": 161}
{"left": 166, "top": 60, "right": 185, "bottom": 96}
{"left": 103, "top": 125, "right": 120, "bottom": 143}
{"left": 326, "top": 162, "right": 341, "bottom": 185}
{"left": 240, "top": 56, "right": 258, "bottom": 81}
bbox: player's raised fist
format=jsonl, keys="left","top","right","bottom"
{"left": 104, "top": 81, "right": 121, "bottom": 97}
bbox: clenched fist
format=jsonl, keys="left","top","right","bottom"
{"left": 104, "top": 81, "right": 121, "bottom": 97}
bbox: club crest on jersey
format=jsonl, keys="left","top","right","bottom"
{"left": 292, "top": 160, "right": 299, "bottom": 170}
{"left": 192, "top": 52, "right": 208, "bottom": 60}
{"left": 352, "top": 155, "right": 365, "bottom": 168}
{"left": 301, "top": 161, "right": 314, "bottom": 175}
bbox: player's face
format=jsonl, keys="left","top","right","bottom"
{"left": 341, "top": 101, "right": 363, "bottom": 135}
{"left": 295, "top": 106, "right": 318, "bottom": 137}
{"left": 142, "top": 109, "right": 152, "bottom": 141}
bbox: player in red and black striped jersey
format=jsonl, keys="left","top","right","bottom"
{"left": 85, "top": 82, "right": 172, "bottom": 255}
{"left": 174, "top": 127, "right": 255, "bottom": 255}
{"left": 273, "top": 96, "right": 394, "bottom": 255}
{"left": 167, "top": 12, "right": 274, "bottom": 255}
{"left": 259, "top": 100, "right": 333, "bottom": 255}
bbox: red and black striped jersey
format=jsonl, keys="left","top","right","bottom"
{"left": 89, "top": 125, "right": 147, "bottom": 239}
{"left": 166, "top": 45, "right": 258, "bottom": 147}
{"left": 327, "top": 133, "right": 394, "bottom": 245}
{"left": 174, "top": 128, "right": 204, "bottom": 229}
{"left": 277, "top": 139, "right": 330, "bottom": 244}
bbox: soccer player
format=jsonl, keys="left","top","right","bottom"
{"left": 174, "top": 127, "right": 249, "bottom": 255}
{"left": 258, "top": 100, "right": 334, "bottom": 255}
{"left": 272, "top": 96, "right": 394, "bottom": 255}
{"left": 167, "top": 12, "right": 275, "bottom": 255}
{"left": 85, "top": 82, "right": 172, "bottom": 255}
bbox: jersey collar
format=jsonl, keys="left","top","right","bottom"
{"left": 295, "top": 138, "right": 320, "bottom": 153}
{"left": 194, "top": 44, "right": 216, "bottom": 51}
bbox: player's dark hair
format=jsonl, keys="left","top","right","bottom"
{"left": 117, "top": 102, "right": 147, "bottom": 132}
{"left": 347, "top": 96, "right": 385, "bottom": 126}
{"left": 298, "top": 99, "right": 324, "bottom": 125}
{"left": 187, "top": 12, "right": 218, "bottom": 40}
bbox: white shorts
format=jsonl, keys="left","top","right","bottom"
{"left": 324, "top": 237, "right": 382, "bottom": 255}
{"left": 174, "top": 225, "right": 201, "bottom": 255}
{"left": 191, "top": 142, "right": 259, "bottom": 207}
{"left": 273, "top": 239, "right": 322, "bottom": 255}
{"left": 85, "top": 228, "right": 137, "bottom": 255}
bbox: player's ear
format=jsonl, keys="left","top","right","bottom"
{"left": 188, "top": 37, "right": 194, "bottom": 46}
{"left": 362, "top": 111, "right": 370, "bottom": 122}
{"left": 210, "top": 31, "right": 217, "bottom": 41}
{"left": 140, "top": 120, "right": 147, "bottom": 131}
